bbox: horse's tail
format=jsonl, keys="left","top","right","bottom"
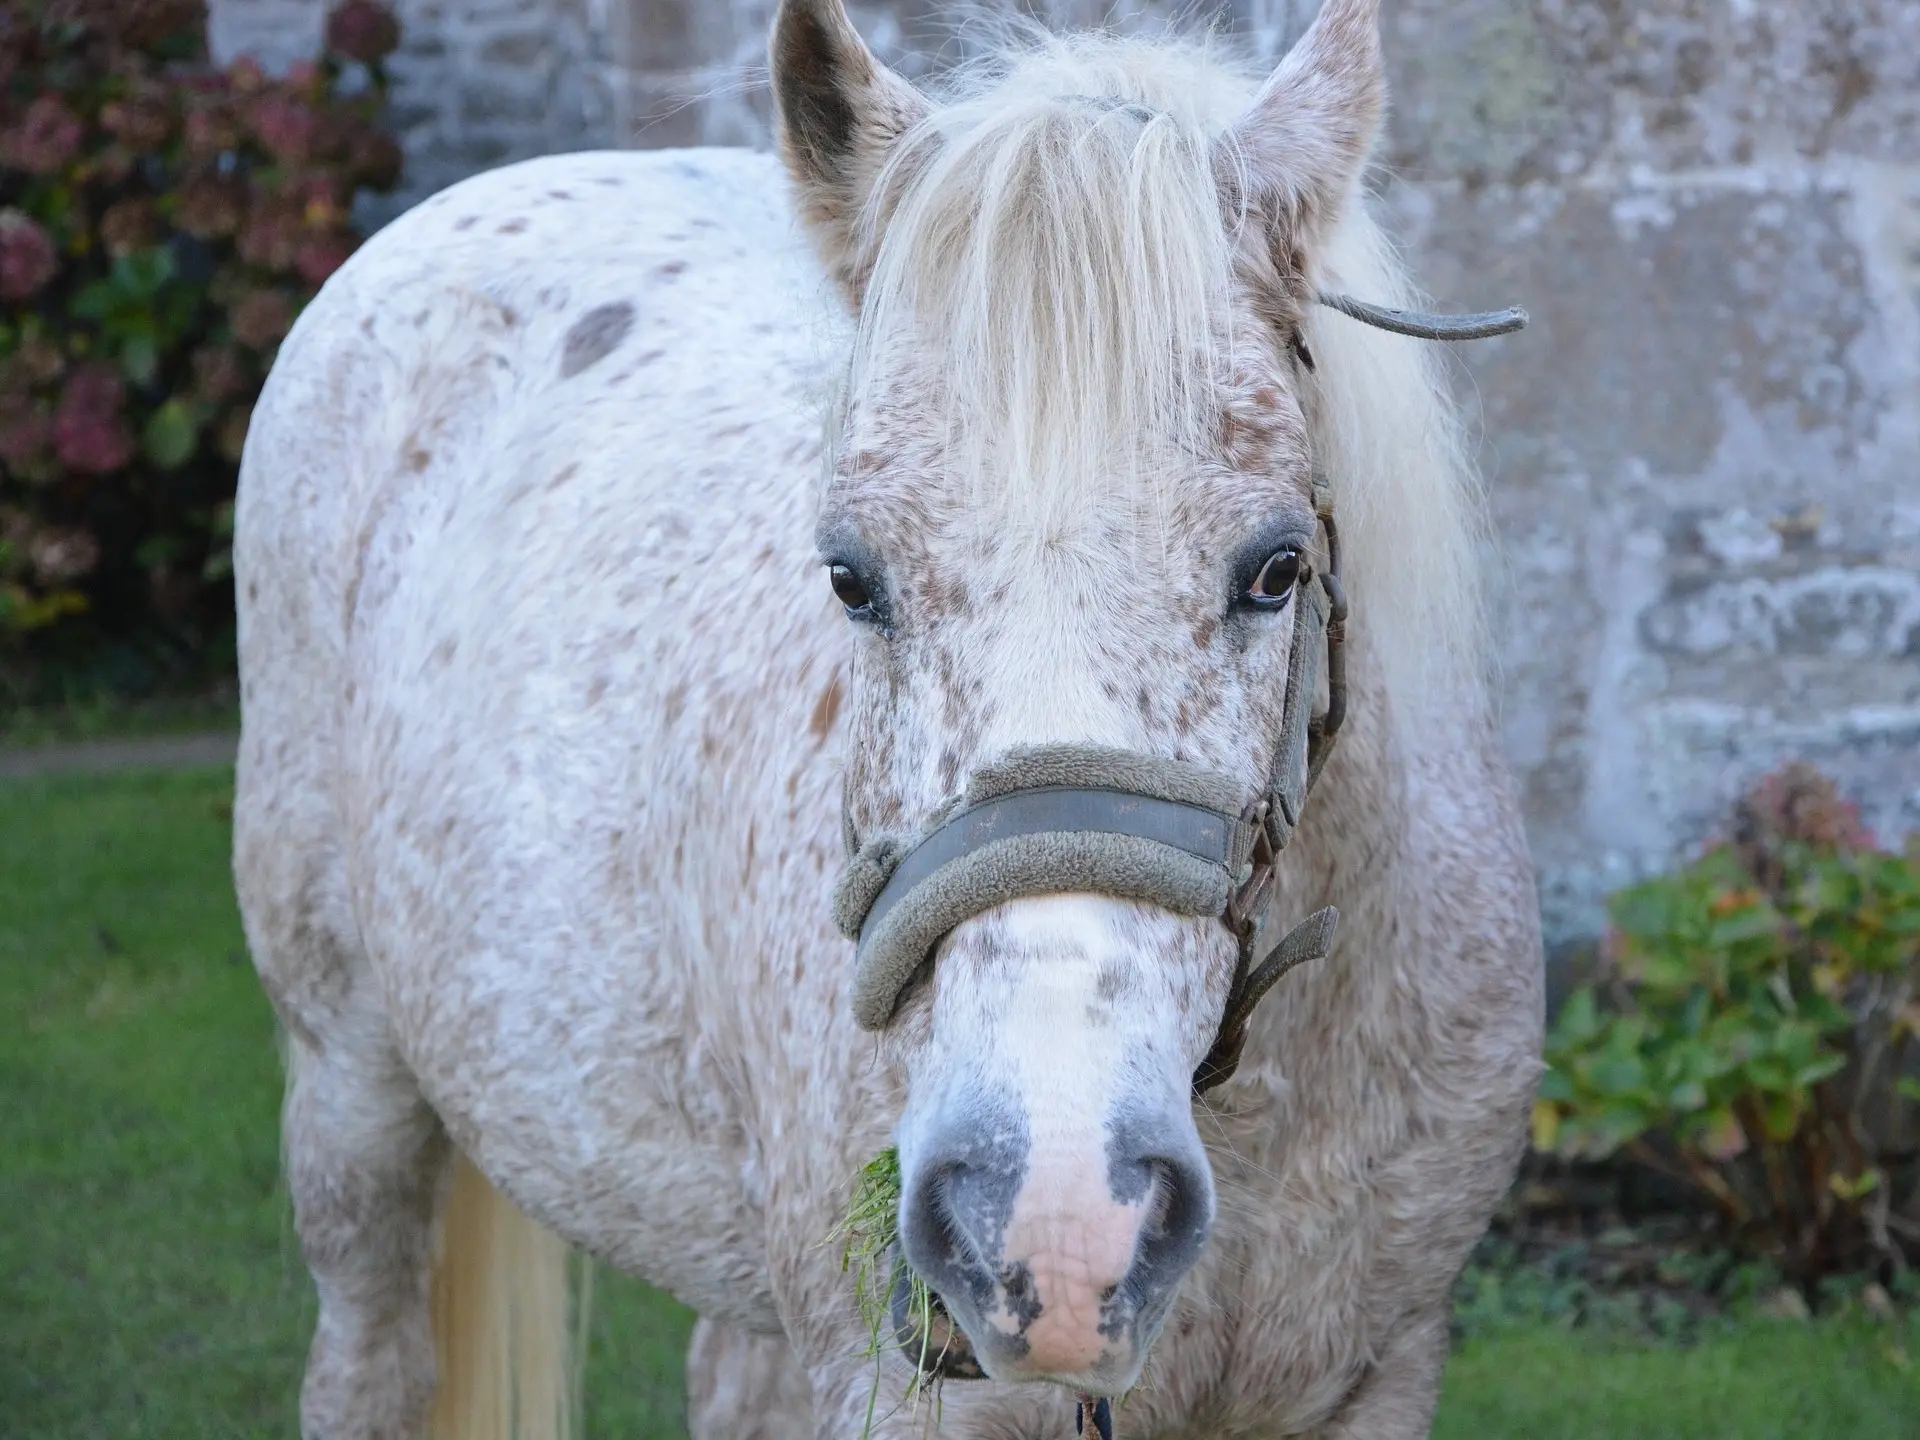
{"left": 431, "top": 1152, "right": 584, "bottom": 1440}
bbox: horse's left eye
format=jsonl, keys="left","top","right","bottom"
{"left": 1246, "top": 548, "right": 1302, "bottom": 608}
{"left": 828, "top": 563, "right": 873, "bottom": 616}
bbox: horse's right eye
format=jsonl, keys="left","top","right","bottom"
{"left": 1246, "top": 548, "right": 1302, "bottom": 608}
{"left": 828, "top": 564, "right": 873, "bottom": 616}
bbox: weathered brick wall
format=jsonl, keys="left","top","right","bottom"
{"left": 209, "top": 1, "right": 1920, "bottom": 949}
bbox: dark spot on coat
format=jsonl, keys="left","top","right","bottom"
{"left": 455, "top": 216, "right": 478, "bottom": 231}
{"left": 809, "top": 676, "right": 843, "bottom": 740}
{"left": 1000, "top": 1262, "right": 1043, "bottom": 1331}
{"left": 405, "top": 446, "right": 431, "bottom": 473}
{"left": 652, "top": 260, "right": 688, "bottom": 281}
{"left": 547, "top": 462, "right": 579, "bottom": 491}
{"left": 560, "top": 302, "right": 636, "bottom": 379}
{"left": 498, "top": 218, "right": 528, "bottom": 234}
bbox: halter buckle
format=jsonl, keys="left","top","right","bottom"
{"left": 1225, "top": 799, "right": 1276, "bottom": 938}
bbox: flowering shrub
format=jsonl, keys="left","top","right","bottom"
{"left": 0, "top": 0, "right": 401, "bottom": 667}
{"left": 1536, "top": 765, "right": 1920, "bottom": 1283}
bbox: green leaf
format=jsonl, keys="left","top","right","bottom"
{"left": 142, "top": 401, "right": 199, "bottom": 470}
{"left": 134, "top": 535, "right": 184, "bottom": 569}
{"left": 120, "top": 333, "right": 159, "bottom": 387}
{"left": 1759, "top": 1091, "right": 1804, "bottom": 1143}
{"left": 1896, "top": 1077, "right": 1920, "bottom": 1103}
{"left": 1586, "top": 1051, "right": 1648, "bottom": 1099}
{"left": 1707, "top": 904, "right": 1779, "bottom": 948}
{"left": 1553, "top": 987, "right": 1601, "bottom": 1047}
{"left": 1536, "top": 1067, "right": 1575, "bottom": 1103}
{"left": 114, "top": 247, "right": 176, "bottom": 298}
{"left": 1668, "top": 1080, "right": 1707, "bottom": 1111}
{"left": 1793, "top": 1052, "right": 1846, "bottom": 1087}
{"left": 1530, "top": 1101, "right": 1560, "bottom": 1153}
{"left": 1678, "top": 988, "right": 1711, "bottom": 1036}
{"left": 72, "top": 279, "right": 118, "bottom": 321}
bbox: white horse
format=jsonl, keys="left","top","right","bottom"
{"left": 232, "top": 1, "right": 1543, "bottom": 1436}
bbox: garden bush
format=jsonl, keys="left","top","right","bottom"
{"left": 0, "top": 0, "right": 401, "bottom": 695}
{"left": 1535, "top": 764, "right": 1920, "bottom": 1284}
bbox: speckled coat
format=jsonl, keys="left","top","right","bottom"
{"left": 233, "top": 10, "right": 1544, "bottom": 1438}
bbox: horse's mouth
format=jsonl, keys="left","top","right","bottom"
{"left": 888, "top": 1255, "right": 987, "bottom": 1380}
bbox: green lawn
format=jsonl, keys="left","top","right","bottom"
{"left": 3, "top": 767, "right": 1915, "bottom": 1437}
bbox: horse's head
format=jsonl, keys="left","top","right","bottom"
{"left": 774, "top": 0, "right": 1387, "bottom": 1395}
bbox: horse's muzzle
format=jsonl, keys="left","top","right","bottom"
{"left": 895, "top": 1101, "right": 1214, "bottom": 1392}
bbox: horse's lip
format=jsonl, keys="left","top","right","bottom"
{"left": 888, "top": 1254, "right": 988, "bottom": 1380}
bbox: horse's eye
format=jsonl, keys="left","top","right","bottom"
{"left": 828, "top": 563, "right": 873, "bottom": 616}
{"left": 1247, "top": 548, "right": 1302, "bottom": 607}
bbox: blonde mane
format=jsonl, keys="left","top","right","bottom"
{"left": 847, "top": 27, "right": 1490, "bottom": 719}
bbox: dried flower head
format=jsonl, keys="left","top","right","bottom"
{"left": 52, "top": 364, "right": 135, "bottom": 475}
{"left": 231, "top": 287, "right": 294, "bottom": 350}
{"left": 326, "top": 1, "right": 402, "bottom": 65}
{"left": 99, "top": 198, "right": 163, "bottom": 257}
{"left": 0, "top": 210, "right": 59, "bottom": 301}
{"left": 2, "top": 95, "right": 85, "bottom": 175}
{"left": 27, "top": 524, "right": 102, "bottom": 586}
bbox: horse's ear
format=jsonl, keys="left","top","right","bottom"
{"left": 771, "top": 0, "right": 929, "bottom": 305}
{"left": 1216, "top": 0, "right": 1383, "bottom": 251}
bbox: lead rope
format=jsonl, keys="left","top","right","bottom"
{"left": 1075, "top": 1394, "right": 1114, "bottom": 1440}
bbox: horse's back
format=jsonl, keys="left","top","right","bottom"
{"left": 233, "top": 149, "right": 850, "bottom": 1319}
{"left": 237, "top": 146, "right": 826, "bottom": 665}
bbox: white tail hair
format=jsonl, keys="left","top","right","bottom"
{"left": 430, "top": 1153, "right": 584, "bottom": 1440}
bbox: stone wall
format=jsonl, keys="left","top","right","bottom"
{"left": 209, "top": 1, "right": 1920, "bottom": 948}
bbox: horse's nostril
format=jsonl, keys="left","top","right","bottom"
{"left": 1115, "top": 1148, "right": 1212, "bottom": 1311}
{"left": 1143, "top": 1161, "right": 1174, "bottom": 1234}
{"left": 929, "top": 1165, "right": 979, "bottom": 1264}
